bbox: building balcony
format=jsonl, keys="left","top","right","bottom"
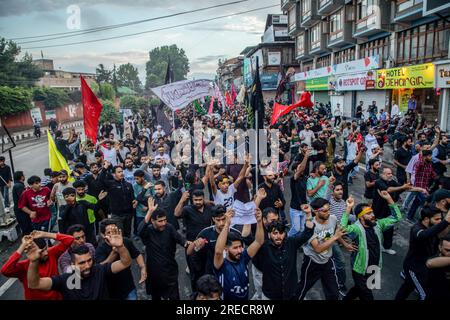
{"left": 328, "top": 29, "right": 355, "bottom": 48}
{"left": 300, "top": 0, "right": 321, "bottom": 27}
{"left": 393, "top": 0, "right": 423, "bottom": 23}
{"left": 353, "top": 0, "right": 391, "bottom": 38}
{"left": 281, "top": 0, "right": 296, "bottom": 11}
{"left": 318, "top": 0, "right": 345, "bottom": 16}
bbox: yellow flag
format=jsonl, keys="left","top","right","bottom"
{"left": 47, "top": 131, "right": 74, "bottom": 181}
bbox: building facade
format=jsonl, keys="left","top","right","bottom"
{"left": 281, "top": 0, "right": 450, "bottom": 129}
{"left": 33, "top": 59, "right": 96, "bottom": 91}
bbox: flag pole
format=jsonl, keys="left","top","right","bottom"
{"left": 255, "top": 108, "right": 259, "bottom": 189}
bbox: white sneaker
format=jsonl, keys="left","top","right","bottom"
{"left": 5, "top": 207, "right": 10, "bottom": 213}
{"left": 382, "top": 248, "right": 396, "bottom": 255}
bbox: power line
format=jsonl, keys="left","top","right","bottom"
{"left": 22, "top": 4, "right": 278, "bottom": 50}
{"left": 12, "top": 0, "right": 252, "bottom": 42}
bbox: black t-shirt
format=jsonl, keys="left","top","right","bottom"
{"left": 364, "top": 171, "right": 379, "bottom": 199}
{"left": 373, "top": 179, "right": 401, "bottom": 218}
{"left": 290, "top": 174, "right": 307, "bottom": 210}
{"left": 426, "top": 257, "right": 450, "bottom": 300}
{"left": 394, "top": 147, "right": 412, "bottom": 174}
{"left": 365, "top": 226, "right": 380, "bottom": 267}
{"left": 180, "top": 204, "right": 214, "bottom": 241}
{"left": 95, "top": 238, "right": 140, "bottom": 299}
{"left": 51, "top": 263, "right": 113, "bottom": 300}
{"left": 332, "top": 161, "right": 358, "bottom": 200}
{"left": 312, "top": 139, "right": 327, "bottom": 163}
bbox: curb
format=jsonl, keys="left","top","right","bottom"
{"left": 3, "top": 121, "right": 84, "bottom": 144}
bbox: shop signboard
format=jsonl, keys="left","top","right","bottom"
{"left": 333, "top": 55, "right": 380, "bottom": 75}
{"left": 261, "top": 72, "right": 280, "bottom": 91}
{"left": 376, "top": 63, "right": 435, "bottom": 89}
{"left": 305, "top": 76, "right": 329, "bottom": 91}
{"left": 436, "top": 63, "right": 450, "bottom": 88}
{"left": 335, "top": 71, "right": 376, "bottom": 91}
{"left": 243, "top": 58, "right": 252, "bottom": 88}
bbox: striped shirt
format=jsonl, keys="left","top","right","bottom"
{"left": 326, "top": 187, "right": 346, "bottom": 222}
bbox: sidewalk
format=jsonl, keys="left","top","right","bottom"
{"left": 3, "top": 121, "right": 84, "bottom": 145}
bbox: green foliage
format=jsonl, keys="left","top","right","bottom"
{"left": 0, "top": 86, "right": 33, "bottom": 116}
{"left": 89, "top": 81, "right": 100, "bottom": 96}
{"left": 99, "top": 100, "right": 120, "bottom": 123}
{"left": 32, "top": 87, "right": 46, "bottom": 101}
{"left": 0, "top": 38, "right": 43, "bottom": 87}
{"left": 42, "top": 88, "right": 71, "bottom": 109}
{"left": 98, "top": 82, "right": 115, "bottom": 100}
{"left": 145, "top": 45, "right": 189, "bottom": 89}
{"left": 116, "top": 63, "right": 142, "bottom": 93}
{"left": 69, "top": 90, "right": 82, "bottom": 103}
{"left": 150, "top": 97, "right": 160, "bottom": 106}
{"left": 95, "top": 64, "right": 112, "bottom": 84}
{"left": 120, "top": 95, "right": 148, "bottom": 113}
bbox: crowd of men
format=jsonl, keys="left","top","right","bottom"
{"left": 0, "top": 99, "right": 449, "bottom": 301}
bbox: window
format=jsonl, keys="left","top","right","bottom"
{"left": 288, "top": 6, "right": 296, "bottom": 29}
{"left": 330, "top": 10, "right": 343, "bottom": 33}
{"left": 310, "top": 24, "right": 321, "bottom": 49}
{"left": 319, "top": 0, "right": 331, "bottom": 8}
{"left": 396, "top": 0, "right": 423, "bottom": 13}
{"left": 335, "top": 47, "right": 356, "bottom": 64}
{"left": 297, "top": 34, "right": 305, "bottom": 56}
{"left": 359, "top": 36, "right": 389, "bottom": 59}
{"left": 316, "top": 55, "right": 331, "bottom": 68}
{"left": 357, "top": 0, "right": 375, "bottom": 20}
{"left": 302, "top": 0, "right": 311, "bottom": 15}
{"left": 396, "top": 20, "right": 449, "bottom": 63}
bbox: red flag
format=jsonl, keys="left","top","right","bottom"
{"left": 231, "top": 84, "right": 237, "bottom": 102}
{"left": 270, "top": 91, "right": 313, "bottom": 125}
{"left": 80, "top": 75, "right": 103, "bottom": 143}
{"left": 225, "top": 91, "right": 233, "bottom": 107}
{"left": 208, "top": 96, "right": 215, "bottom": 115}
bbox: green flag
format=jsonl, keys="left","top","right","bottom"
{"left": 193, "top": 100, "right": 206, "bottom": 115}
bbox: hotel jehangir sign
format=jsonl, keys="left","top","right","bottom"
{"left": 376, "top": 63, "right": 435, "bottom": 89}
{"left": 436, "top": 63, "right": 450, "bottom": 88}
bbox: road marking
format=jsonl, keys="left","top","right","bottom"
{"left": 0, "top": 278, "right": 17, "bottom": 297}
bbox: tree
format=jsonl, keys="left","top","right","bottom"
{"left": 145, "top": 45, "right": 189, "bottom": 89}
{"left": 0, "top": 37, "right": 43, "bottom": 87}
{"left": 41, "top": 88, "right": 71, "bottom": 109}
{"left": 99, "top": 100, "right": 120, "bottom": 123}
{"left": 95, "top": 64, "right": 112, "bottom": 84}
{"left": 116, "top": 63, "right": 142, "bottom": 93}
{"left": 0, "top": 86, "right": 33, "bottom": 116}
{"left": 98, "top": 82, "right": 115, "bottom": 100}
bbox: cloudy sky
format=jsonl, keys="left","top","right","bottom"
{"left": 0, "top": 0, "right": 280, "bottom": 82}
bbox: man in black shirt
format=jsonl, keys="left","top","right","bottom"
{"left": 355, "top": 101, "right": 363, "bottom": 119}
{"left": 394, "top": 137, "right": 413, "bottom": 185}
{"left": 363, "top": 159, "right": 380, "bottom": 204}
{"left": 258, "top": 172, "right": 285, "bottom": 219}
{"left": 425, "top": 234, "right": 450, "bottom": 300}
{"left": 100, "top": 161, "right": 137, "bottom": 238}
{"left": 253, "top": 206, "right": 315, "bottom": 300}
{"left": 12, "top": 171, "right": 32, "bottom": 235}
{"left": 0, "top": 156, "right": 12, "bottom": 211}
{"left": 311, "top": 131, "right": 327, "bottom": 163}
{"left": 396, "top": 206, "right": 450, "bottom": 300}
{"left": 175, "top": 189, "right": 214, "bottom": 289}
{"left": 138, "top": 203, "right": 190, "bottom": 300}
{"left": 289, "top": 149, "right": 310, "bottom": 235}
{"left": 96, "top": 219, "right": 146, "bottom": 300}
{"left": 373, "top": 168, "right": 417, "bottom": 254}
{"left": 26, "top": 225, "right": 132, "bottom": 300}
{"left": 331, "top": 147, "right": 364, "bottom": 200}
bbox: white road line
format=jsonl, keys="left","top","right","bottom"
{"left": 0, "top": 278, "right": 17, "bottom": 297}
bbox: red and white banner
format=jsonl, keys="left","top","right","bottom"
{"left": 335, "top": 71, "right": 375, "bottom": 91}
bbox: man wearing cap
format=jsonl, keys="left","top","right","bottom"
{"left": 152, "top": 125, "right": 166, "bottom": 143}
{"left": 72, "top": 163, "right": 92, "bottom": 181}
{"left": 342, "top": 192, "right": 402, "bottom": 300}
{"left": 331, "top": 146, "right": 364, "bottom": 200}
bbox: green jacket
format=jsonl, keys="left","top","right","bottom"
{"left": 340, "top": 204, "right": 402, "bottom": 275}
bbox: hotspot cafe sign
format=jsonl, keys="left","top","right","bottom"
{"left": 376, "top": 63, "right": 435, "bottom": 89}
{"left": 335, "top": 71, "right": 376, "bottom": 91}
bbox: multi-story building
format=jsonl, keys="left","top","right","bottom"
{"left": 243, "top": 13, "right": 299, "bottom": 102}
{"left": 33, "top": 59, "right": 96, "bottom": 91}
{"left": 281, "top": 0, "right": 450, "bottom": 130}
{"left": 217, "top": 57, "right": 244, "bottom": 92}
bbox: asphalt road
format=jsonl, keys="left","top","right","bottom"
{"left": 0, "top": 136, "right": 418, "bottom": 300}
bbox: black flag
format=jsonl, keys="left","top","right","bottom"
{"left": 250, "top": 57, "right": 264, "bottom": 130}
{"left": 152, "top": 58, "right": 174, "bottom": 132}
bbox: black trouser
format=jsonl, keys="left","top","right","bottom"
{"left": 382, "top": 226, "right": 394, "bottom": 249}
{"left": 395, "top": 266, "right": 428, "bottom": 300}
{"left": 293, "top": 255, "right": 340, "bottom": 300}
{"left": 344, "top": 271, "right": 374, "bottom": 301}
{"left": 334, "top": 116, "right": 341, "bottom": 127}
{"left": 185, "top": 251, "right": 198, "bottom": 292}
{"left": 396, "top": 169, "right": 407, "bottom": 185}
{"left": 15, "top": 209, "right": 32, "bottom": 235}
{"left": 112, "top": 214, "right": 133, "bottom": 238}
{"left": 147, "top": 277, "right": 180, "bottom": 300}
